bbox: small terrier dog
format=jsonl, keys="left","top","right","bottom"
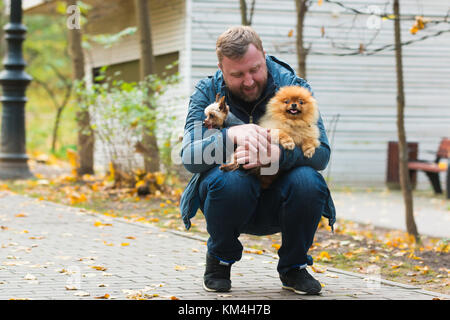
{"left": 203, "top": 94, "right": 229, "bottom": 129}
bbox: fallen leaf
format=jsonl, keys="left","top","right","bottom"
{"left": 121, "top": 242, "right": 130, "bottom": 247}
{"left": 171, "top": 296, "right": 179, "bottom": 300}
{"left": 15, "top": 213, "right": 28, "bottom": 218}
{"left": 91, "top": 266, "right": 107, "bottom": 271}
{"left": 125, "top": 236, "right": 136, "bottom": 240}
{"left": 65, "top": 285, "right": 79, "bottom": 290}
{"left": 271, "top": 243, "right": 281, "bottom": 250}
{"left": 311, "top": 265, "right": 327, "bottom": 273}
{"left": 74, "top": 291, "right": 90, "bottom": 297}
{"left": 94, "top": 293, "right": 110, "bottom": 299}
{"left": 174, "top": 265, "right": 187, "bottom": 271}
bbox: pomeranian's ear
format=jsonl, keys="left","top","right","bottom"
{"left": 215, "top": 93, "right": 221, "bottom": 102}
{"left": 218, "top": 96, "right": 228, "bottom": 112}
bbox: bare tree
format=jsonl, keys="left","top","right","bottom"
{"left": 239, "top": 0, "right": 256, "bottom": 26}
{"left": 67, "top": 0, "right": 94, "bottom": 175}
{"left": 393, "top": 0, "right": 419, "bottom": 240}
{"left": 135, "top": 0, "right": 160, "bottom": 172}
{"left": 295, "top": 0, "right": 310, "bottom": 79}
{"left": 0, "top": 0, "right": 6, "bottom": 60}
{"left": 33, "top": 64, "right": 73, "bottom": 153}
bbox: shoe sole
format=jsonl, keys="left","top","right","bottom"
{"left": 282, "top": 285, "right": 321, "bottom": 295}
{"left": 203, "top": 281, "right": 231, "bottom": 293}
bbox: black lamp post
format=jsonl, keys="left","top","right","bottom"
{"left": 0, "top": 0, "right": 33, "bottom": 179}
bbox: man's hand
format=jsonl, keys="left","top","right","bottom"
{"left": 227, "top": 124, "right": 281, "bottom": 169}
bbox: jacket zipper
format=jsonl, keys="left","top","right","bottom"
{"left": 226, "top": 86, "right": 276, "bottom": 124}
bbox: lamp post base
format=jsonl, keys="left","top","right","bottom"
{"left": 0, "top": 161, "right": 34, "bottom": 180}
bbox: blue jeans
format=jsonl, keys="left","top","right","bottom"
{"left": 198, "top": 165, "right": 328, "bottom": 274}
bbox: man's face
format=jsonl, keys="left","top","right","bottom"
{"left": 219, "top": 44, "right": 268, "bottom": 102}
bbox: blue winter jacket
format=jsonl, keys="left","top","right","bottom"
{"left": 179, "top": 55, "right": 336, "bottom": 231}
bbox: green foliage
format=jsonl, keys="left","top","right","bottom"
{"left": 75, "top": 63, "right": 180, "bottom": 173}
{"left": 22, "top": 14, "right": 76, "bottom": 157}
{"left": 85, "top": 27, "right": 137, "bottom": 49}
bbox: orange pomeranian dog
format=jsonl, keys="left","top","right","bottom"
{"left": 258, "top": 85, "right": 320, "bottom": 158}
{"left": 219, "top": 86, "right": 320, "bottom": 188}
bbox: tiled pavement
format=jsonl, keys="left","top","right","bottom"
{"left": 0, "top": 191, "right": 447, "bottom": 300}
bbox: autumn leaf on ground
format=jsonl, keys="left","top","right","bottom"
{"left": 91, "top": 266, "right": 107, "bottom": 271}
{"left": 174, "top": 265, "right": 187, "bottom": 271}
{"left": 94, "top": 293, "right": 110, "bottom": 299}
{"left": 311, "top": 265, "right": 327, "bottom": 273}
{"left": 15, "top": 213, "right": 28, "bottom": 218}
{"left": 65, "top": 285, "right": 79, "bottom": 290}
{"left": 316, "top": 251, "right": 331, "bottom": 262}
{"left": 94, "top": 221, "right": 112, "bottom": 227}
{"left": 121, "top": 242, "right": 130, "bottom": 246}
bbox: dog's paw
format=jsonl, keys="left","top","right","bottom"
{"left": 281, "top": 140, "right": 295, "bottom": 150}
{"left": 303, "top": 147, "right": 316, "bottom": 158}
{"left": 220, "top": 163, "right": 239, "bottom": 172}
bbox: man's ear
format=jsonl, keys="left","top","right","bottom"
{"left": 218, "top": 62, "right": 223, "bottom": 72}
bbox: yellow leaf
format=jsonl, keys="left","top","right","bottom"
{"left": 136, "top": 180, "right": 146, "bottom": 188}
{"left": 67, "top": 149, "right": 79, "bottom": 170}
{"left": 174, "top": 265, "right": 186, "bottom": 271}
{"left": 287, "top": 29, "right": 294, "bottom": 37}
{"left": 271, "top": 243, "right": 281, "bottom": 250}
{"left": 311, "top": 265, "right": 327, "bottom": 273}
{"left": 91, "top": 266, "right": 107, "bottom": 271}
{"left": 15, "top": 213, "right": 28, "bottom": 218}
{"left": 155, "top": 172, "right": 165, "bottom": 185}
{"left": 410, "top": 25, "right": 419, "bottom": 35}
{"left": 94, "top": 293, "right": 110, "bottom": 299}
{"left": 121, "top": 242, "right": 130, "bottom": 247}
{"left": 317, "top": 251, "right": 331, "bottom": 262}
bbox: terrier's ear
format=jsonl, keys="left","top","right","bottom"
{"left": 218, "top": 96, "right": 228, "bottom": 112}
{"left": 215, "top": 93, "right": 221, "bottom": 102}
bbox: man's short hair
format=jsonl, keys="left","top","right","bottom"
{"left": 216, "top": 26, "right": 264, "bottom": 63}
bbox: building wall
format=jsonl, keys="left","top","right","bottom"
{"left": 190, "top": 0, "right": 450, "bottom": 187}
{"left": 82, "top": 0, "right": 190, "bottom": 172}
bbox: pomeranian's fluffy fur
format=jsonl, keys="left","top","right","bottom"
{"left": 258, "top": 85, "right": 320, "bottom": 158}
{"left": 204, "top": 86, "right": 320, "bottom": 188}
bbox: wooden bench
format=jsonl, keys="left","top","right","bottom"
{"left": 408, "top": 138, "right": 449, "bottom": 198}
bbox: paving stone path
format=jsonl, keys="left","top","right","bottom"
{"left": 0, "top": 191, "right": 447, "bottom": 300}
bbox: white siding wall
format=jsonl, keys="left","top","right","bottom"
{"left": 190, "top": 0, "right": 450, "bottom": 187}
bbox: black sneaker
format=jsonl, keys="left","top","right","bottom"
{"left": 203, "top": 252, "right": 232, "bottom": 292}
{"left": 280, "top": 267, "right": 322, "bottom": 295}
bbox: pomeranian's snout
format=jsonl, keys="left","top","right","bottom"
{"left": 287, "top": 102, "right": 301, "bottom": 115}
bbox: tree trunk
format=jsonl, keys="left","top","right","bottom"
{"left": 67, "top": 0, "right": 94, "bottom": 175}
{"left": 295, "top": 0, "right": 308, "bottom": 79}
{"left": 239, "top": 0, "right": 255, "bottom": 26}
{"left": 393, "top": 0, "right": 419, "bottom": 240}
{"left": 135, "top": 0, "right": 160, "bottom": 172}
{"left": 0, "top": 0, "right": 6, "bottom": 61}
